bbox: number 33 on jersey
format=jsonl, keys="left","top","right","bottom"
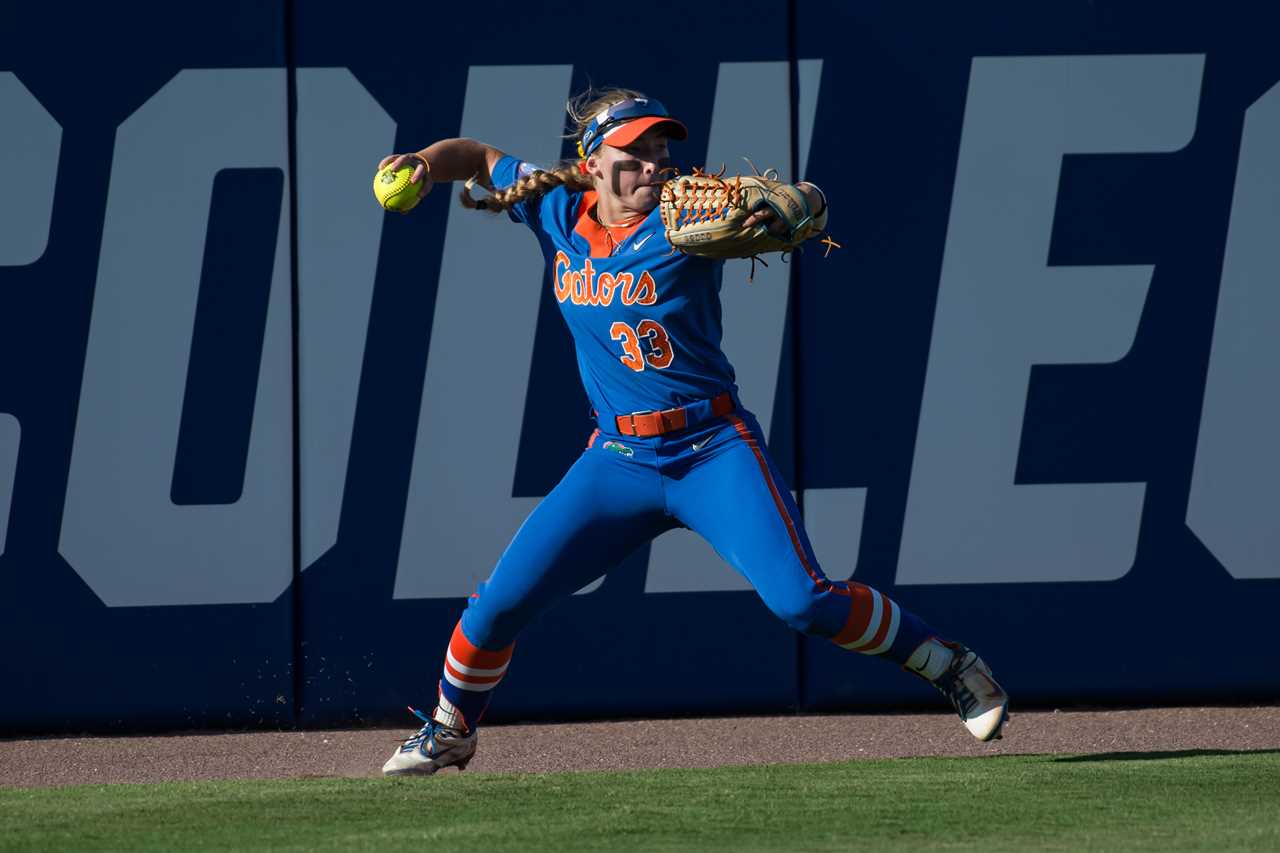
{"left": 611, "top": 319, "right": 673, "bottom": 372}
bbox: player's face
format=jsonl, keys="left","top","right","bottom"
{"left": 592, "top": 127, "right": 671, "bottom": 210}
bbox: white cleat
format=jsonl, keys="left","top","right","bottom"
{"left": 931, "top": 645, "right": 1010, "bottom": 742}
{"left": 382, "top": 707, "right": 478, "bottom": 776}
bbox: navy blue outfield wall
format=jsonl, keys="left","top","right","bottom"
{"left": 1, "top": 1, "right": 1277, "bottom": 733}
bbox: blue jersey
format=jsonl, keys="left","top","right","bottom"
{"left": 491, "top": 155, "right": 738, "bottom": 422}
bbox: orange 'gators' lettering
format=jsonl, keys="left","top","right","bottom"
{"left": 555, "top": 259, "right": 653, "bottom": 310}
{"left": 554, "top": 251, "right": 572, "bottom": 302}
{"left": 597, "top": 272, "right": 619, "bottom": 306}
{"left": 611, "top": 273, "right": 633, "bottom": 306}
{"left": 581, "top": 258, "right": 597, "bottom": 305}
{"left": 621, "top": 271, "right": 657, "bottom": 305}
{"left": 632, "top": 271, "right": 657, "bottom": 306}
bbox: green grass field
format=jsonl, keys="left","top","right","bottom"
{"left": 3, "top": 750, "right": 1277, "bottom": 851}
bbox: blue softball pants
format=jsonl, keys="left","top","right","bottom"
{"left": 438, "top": 407, "right": 935, "bottom": 723}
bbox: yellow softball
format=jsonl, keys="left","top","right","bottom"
{"left": 373, "top": 165, "right": 426, "bottom": 213}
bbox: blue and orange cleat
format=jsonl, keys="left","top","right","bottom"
{"left": 382, "top": 707, "right": 478, "bottom": 776}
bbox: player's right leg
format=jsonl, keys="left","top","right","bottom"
{"left": 384, "top": 436, "right": 675, "bottom": 775}
{"left": 665, "top": 411, "right": 1008, "bottom": 742}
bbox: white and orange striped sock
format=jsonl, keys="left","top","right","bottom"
{"left": 827, "top": 581, "right": 936, "bottom": 667}
{"left": 435, "top": 620, "right": 514, "bottom": 730}
{"left": 830, "top": 582, "right": 902, "bottom": 656}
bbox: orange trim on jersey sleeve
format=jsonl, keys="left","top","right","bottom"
{"left": 573, "top": 190, "right": 647, "bottom": 258}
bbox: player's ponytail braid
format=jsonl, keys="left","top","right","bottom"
{"left": 461, "top": 85, "right": 648, "bottom": 214}
{"left": 459, "top": 162, "right": 592, "bottom": 213}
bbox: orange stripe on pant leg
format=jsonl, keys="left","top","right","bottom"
{"left": 830, "top": 582, "right": 876, "bottom": 646}
{"left": 449, "top": 621, "right": 514, "bottom": 670}
{"left": 728, "top": 415, "right": 828, "bottom": 590}
{"left": 587, "top": 428, "right": 599, "bottom": 448}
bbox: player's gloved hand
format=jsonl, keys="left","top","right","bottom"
{"left": 741, "top": 182, "right": 824, "bottom": 234}
{"left": 378, "top": 152, "right": 434, "bottom": 199}
{"left": 661, "top": 169, "right": 832, "bottom": 265}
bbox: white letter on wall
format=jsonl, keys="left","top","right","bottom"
{"left": 0, "top": 72, "right": 60, "bottom": 266}
{"left": 295, "top": 69, "right": 396, "bottom": 570}
{"left": 0, "top": 73, "right": 54, "bottom": 557}
{"left": 60, "top": 70, "right": 293, "bottom": 606}
{"left": 393, "top": 65, "right": 573, "bottom": 599}
{"left": 1187, "top": 81, "right": 1280, "bottom": 579}
{"left": 898, "top": 55, "right": 1203, "bottom": 584}
{"left": 0, "top": 415, "right": 17, "bottom": 556}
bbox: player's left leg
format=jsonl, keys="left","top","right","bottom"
{"left": 663, "top": 411, "right": 1008, "bottom": 741}
{"left": 384, "top": 439, "right": 677, "bottom": 775}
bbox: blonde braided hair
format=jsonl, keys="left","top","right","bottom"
{"left": 462, "top": 85, "right": 649, "bottom": 214}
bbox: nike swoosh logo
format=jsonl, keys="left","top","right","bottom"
{"left": 632, "top": 233, "right": 654, "bottom": 251}
{"left": 691, "top": 437, "right": 711, "bottom": 451}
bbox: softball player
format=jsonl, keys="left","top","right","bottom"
{"left": 379, "top": 88, "right": 1008, "bottom": 776}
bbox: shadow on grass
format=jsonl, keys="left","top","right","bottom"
{"left": 1055, "top": 748, "right": 1280, "bottom": 763}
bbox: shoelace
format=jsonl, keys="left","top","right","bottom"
{"left": 400, "top": 706, "right": 445, "bottom": 753}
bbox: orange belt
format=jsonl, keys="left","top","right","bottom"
{"left": 614, "top": 392, "right": 735, "bottom": 438}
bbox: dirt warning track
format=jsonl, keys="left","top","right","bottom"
{"left": 2, "top": 706, "right": 1278, "bottom": 788}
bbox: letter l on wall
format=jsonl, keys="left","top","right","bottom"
{"left": 393, "top": 65, "right": 573, "bottom": 599}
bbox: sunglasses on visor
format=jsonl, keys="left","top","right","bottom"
{"left": 578, "top": 98, "right": 676, "bottom": 158}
